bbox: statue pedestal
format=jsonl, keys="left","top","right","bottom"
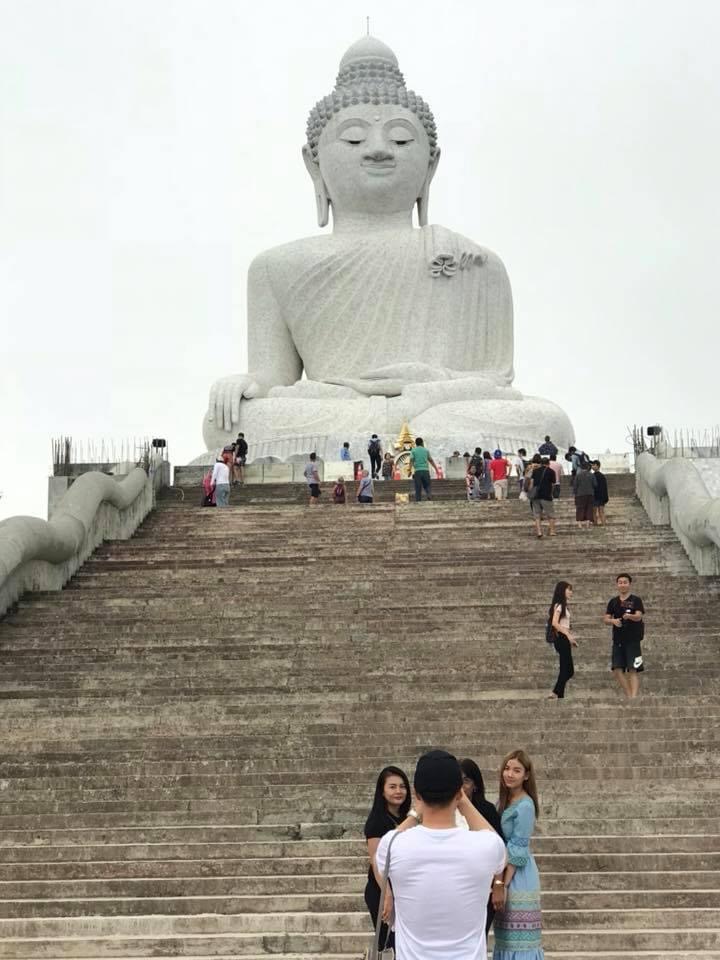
{"left": 196, "top": 392, "right": 573, "bottom": 466}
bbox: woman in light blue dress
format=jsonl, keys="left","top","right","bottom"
{"left": 492, "top": 750, "right": 544, "bottom": 960}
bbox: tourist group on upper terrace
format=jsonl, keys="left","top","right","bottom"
{"left": 204, "top": 430, "right": 611, "bottom": 534}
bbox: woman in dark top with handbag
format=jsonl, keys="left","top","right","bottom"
{"left": 548, "top": 580, "right": 578, "bottom": 699}
{"left": 460, "top": 758, "right": 506, "bottom": 935}
{"left": 363, "top": 765, "right": 411, "bottom": 950}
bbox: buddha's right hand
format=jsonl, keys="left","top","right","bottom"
{"left": 207, "top": 374, "right": 266, "bottom": 431}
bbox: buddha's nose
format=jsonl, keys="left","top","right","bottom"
{"left": 363, "top": 144, "right": 394, "bottom": 162}
{"left": 365, "top": 127, "right": 394, "bottom": 162}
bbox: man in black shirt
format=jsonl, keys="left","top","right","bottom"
{"left": 603, "top": 573, "right": 645, "bottom": 698}
{"left": 368, "top": 434, "right": 383, "bottom": 479}
{"left": 538, "top": 435, "right": 558, "bottom": 458}
{"left": 233, "top": 433, "right": 249, "bottom": 483}
{"left": 530, "top": 456, "right": 556, "bottom": 538}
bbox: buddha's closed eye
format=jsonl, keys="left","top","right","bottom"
{"left": 388, "top": 127, "right": 414, "bottom": 146}
{"left": 340, "top": 126, "right": 367, "bottom": 145}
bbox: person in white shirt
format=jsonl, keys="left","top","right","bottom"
{"left": 511, "top": 448, "right": 528, "bottom": 498}
{"left": 303, "top": 452, "right": 321, "bottom": 505}
{"left": 375, "top": 750, "right": 506, "bottom": 960}
{"left": 211, "top": 457, "right": 231, "bottom": 507}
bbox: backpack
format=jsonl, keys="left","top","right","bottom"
{"left": 469, "top": 454, "right": 484, "bottom": 477}
{"left": 576, "top": 450, "right": 591, "bottom": 468}
{"left": 201, "top": 470, "right": 216, "bottom": 507}
{"left": 368, "top": 438, "right": 381, "bottom": 454}
{"left": 545, "top": 621, "right": 557, "bottom": 644}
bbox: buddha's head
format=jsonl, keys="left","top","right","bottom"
{"left": 304, "top": 36, "right": 440, "bottom": 227}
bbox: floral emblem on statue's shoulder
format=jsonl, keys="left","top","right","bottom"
{"left": 425, "top": 225, "right": 489, "bottom": 279}
{"left": 430, "top": 254, "right": 458, "bottom": 278}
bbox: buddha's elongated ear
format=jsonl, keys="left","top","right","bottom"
{"left": 416, "top": 148, "right": 441, "bottom": 227}
{"left": 302, "top": 144, "right": 330, "bottom": 228}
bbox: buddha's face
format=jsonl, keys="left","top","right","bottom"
{"left": 317, "top": 104, "right": 433, "bottom": 217}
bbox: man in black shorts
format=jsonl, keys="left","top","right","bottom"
{"left": 303, "top": 452, "right": 321, "bottom": 506}
{"left": 603, "top": 573, "right": 645, "bottom": 698}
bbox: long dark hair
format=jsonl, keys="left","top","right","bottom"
{"left": 548, "top": 580, "right": 572, "bottom": 624}
{"left": 364, "top": 765, "right": 411, "bottom": 830}
{"left": 460, "top": 758, "right": 486, "bottom": 808}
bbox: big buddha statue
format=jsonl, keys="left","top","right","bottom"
{"left": 202, "top": 36, "right": 573, "bottom": 458}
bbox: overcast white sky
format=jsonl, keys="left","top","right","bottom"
{"left": 1, "top": 0, "right": 719, "bottom": 519}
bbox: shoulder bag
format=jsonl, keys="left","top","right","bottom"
{"left": 364, "top": 830, "right": 401, "bottom": 960}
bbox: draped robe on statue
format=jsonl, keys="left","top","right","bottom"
{"left": 279, "top": 225, "right": 514, "bottom": 387}
{"left": 201, "top": 225, "right": 573, "bottom": 457}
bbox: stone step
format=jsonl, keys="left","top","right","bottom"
{"left": 2, "top": 906, "right": 720, "bottom": 937}
{"left": 3, "top": 687, "right": 718, "bottom": 704}
{"left": 0, "top": 828, "right": 714, "bottom": 853}
{"left": 0, "top": 775, "right": 716, "bottom": 804}
{"left": 6, "top": 954, "right": 710, "bottom": 960}
{"left": 0, "top": 762, "right": 716, "bottom": 793}
{"left": 0, "top": 834, "right": 716, "bottom": 863}
{"left": 0, "top": 888, "right": 717, "bottom": 919}
{"left": 0, "top": 935, "right": 720, "bottom": 960}
{"left": 0, "top": 870, "right": 717, "bottom": 898}
{"left": 0, "top": 795, "right": 712, "bottom": 823}
{"left": 2, "top": 718, "right": 716, "bottom": 738}
{"left": 0, "top": 749, "right": 715, "bottom": 781}
{"left": 1, "top": 851, "right": 719, "bottom": 882}
{"left": 0, "top": 805, "right": 715, "bottom": 829}
{"left": 0, "top": 731, "right": 716, "bottom": 757}
{"left": 1, "top": 921, "right": 720, "bottom": 958}
{"left": 2, "top": 696, "right": 717, "bottom": 715}
{"left": 0, "top": 812, "right": 716, "bottom": 835}
{"left": 0, "top": 486, "right": 717, "bottom": 956}
{"left": 3, "top": 954, "right": 720, "bottom": 960}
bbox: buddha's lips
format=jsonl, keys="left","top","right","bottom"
{"left": 361, "top": 161, "right": 396, "bottom": 172}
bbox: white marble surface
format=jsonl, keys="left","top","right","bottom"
{"left": 200, "top": 35, "right": 574, "bottom": 460}
{"left": 636, "top": 453, "right": 720, "bottom": 575}
{"left": 692, "top": 458, "right": 720, "bottom": 498}
{"left": 0, "top": 468, "right": 153, "bottom": 617}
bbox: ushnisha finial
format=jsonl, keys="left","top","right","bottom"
{"left": 305, "top": 35, "right": 438, "bottom": 163}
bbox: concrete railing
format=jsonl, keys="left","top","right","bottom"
{"left": 635, "top": 451, "right": 720, "bottom": 575}
{"left": 0, "top": 467, "right": 156, "bottom": 618}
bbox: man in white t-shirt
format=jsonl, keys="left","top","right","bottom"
{"left": 375, "top": 750, "right": 506, "bottom": 960}
{"left": 303, "top": 452, "right": 321, "bottom": 505}
{"left": 511, "top": 448, "right": 528, "bottom": 498}
{"left": 211, "top": 456, "right": 231, "bottom": 507}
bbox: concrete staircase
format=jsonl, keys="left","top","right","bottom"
{"left": 0, "top": 476, "right": 719, "bottom": 958}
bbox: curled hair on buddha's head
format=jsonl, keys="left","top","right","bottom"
{"left": 305, "top": 35, "right": 439, "bottom": 165}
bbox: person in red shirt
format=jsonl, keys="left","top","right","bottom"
{"left": 489, "top": 449, "right": 510, "bottom": 499}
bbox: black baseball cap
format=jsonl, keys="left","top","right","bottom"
{"left": 413, "top": 750, "right": 462, "bottom": 802}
